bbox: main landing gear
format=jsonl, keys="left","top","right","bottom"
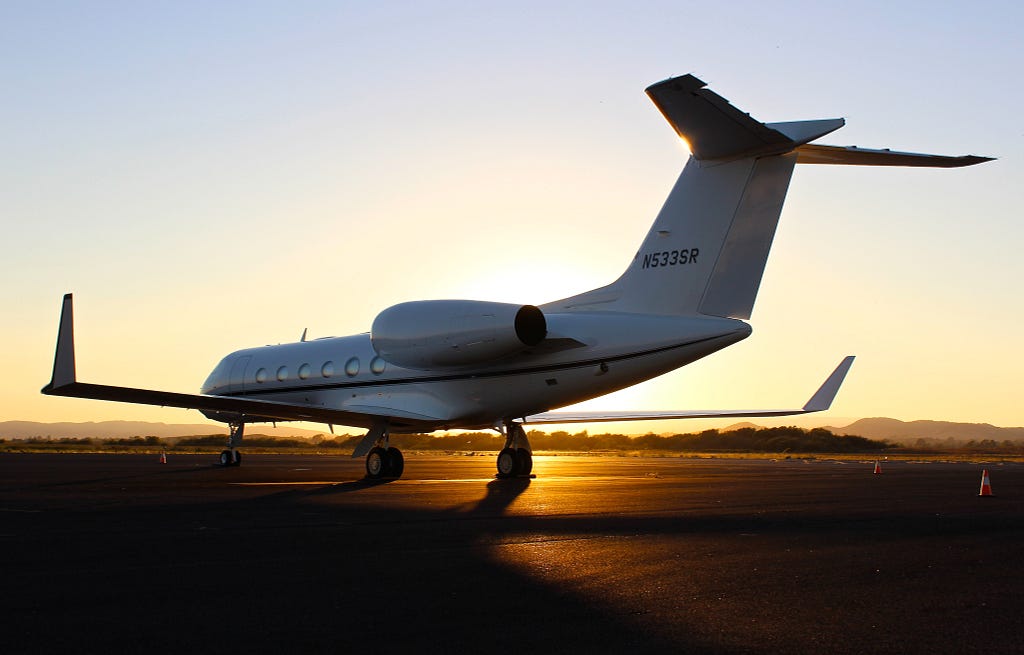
{"left": 497, "top": 422, "right": 532, "bottom": 479}
{"left": 353, "top": 422, "right": 404, "bottom": 480}
{"left": 365, "top": 445, "right": 404, "bottom": 480}
{"left": 219, "top": 421, "right": 244, "bottom": 467}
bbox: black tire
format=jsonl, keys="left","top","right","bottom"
{"left": 233, "top": 451, "right": 242, "bottom": 467}
{"left": 496, "top": 447, "right": 518, "bottom": 478}
{"left": 366, "top": 447, "right": 387, "bottom": 479}
{"left": 386, "top": 448, "right": 404, "bottom": 479}
{"left": 219, "top": 450, "right": 232, "bottom": 467}
{"left": 515, "top": 449, "right": 533, "bottom": 476}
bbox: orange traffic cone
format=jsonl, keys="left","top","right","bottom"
{"left": 978, "top": 469, "right": 993, "bottom": 497}
{"left": 873, "top": 460, "right": 882, "bottom": 474}
{"left": 159, "top": 453, "right": 167, "bottom": 464}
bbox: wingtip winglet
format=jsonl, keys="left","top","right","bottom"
{"left": 43, "top": 293, "right": 77, "bottom": 393}
{"left": 802, "top": 355, "right": 855, "bottom": 413}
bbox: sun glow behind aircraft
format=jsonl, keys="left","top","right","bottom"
{"left": 42, "top": 74, "right": 989, "bottom": 479}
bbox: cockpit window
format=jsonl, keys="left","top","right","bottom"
{"left": 200, "top": 357, "right": 233, "bottom": 394}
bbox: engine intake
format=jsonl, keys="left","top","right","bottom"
{"left": 371, "top": 300, "right": 547, "bottom": 370}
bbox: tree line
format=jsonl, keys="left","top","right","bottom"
{"left": 1, "top": 426, "right": 892, "bottom": 454}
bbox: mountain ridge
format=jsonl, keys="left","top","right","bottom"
{"left": 825, "top": 417, "right": 1024, "bottom": 443}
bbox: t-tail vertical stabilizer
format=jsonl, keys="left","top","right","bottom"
{"left": 543, "top": 74, "right": 992, "bottom": 320}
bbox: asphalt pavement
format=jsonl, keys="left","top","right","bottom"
{"left": 2, "top": 453, "right": 1021, "bottom": 654}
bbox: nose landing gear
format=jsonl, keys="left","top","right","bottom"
{"left": 219, "top": 421, "right": 244, "bottom": 467}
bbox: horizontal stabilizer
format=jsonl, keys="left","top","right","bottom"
{"left": 796, "top": 144, "right": 993, "bottom": 167}
{"left": 522, "top": 356, "right": 854, "bottom": 424}
{"left": 645, "top": 75, "right": 844, "bottom": 161}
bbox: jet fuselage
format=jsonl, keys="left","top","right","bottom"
{"left": 200, "top": 313, "right": 751, "bottom": 431}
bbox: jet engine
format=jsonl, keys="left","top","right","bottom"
{"left": 370, "top": 300, "right": 547, "bottom": 370}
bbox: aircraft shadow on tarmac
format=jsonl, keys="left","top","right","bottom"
{"left": 5, "top": 474, "right": 699, "bottom": 653}
{"left": 304, "top": 476, "right": 398, "bottom": 494}
{"left": 260, "top": 475, "right": 532, "bottom": 518}
{"left": 232, "top": 480, "right": 697, "bottom": 652}
{"left": 300, "top": 472, "right": 532, "bottom": 515}
{"left": 468, "top": 477, "right": 532, "bottom": 515}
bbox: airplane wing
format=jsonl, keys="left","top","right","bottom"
{"left": 40, "top": 294, "right": 417, "bottom": 429}
{"left": 521, "top": 356, "right": 855, "bottom": 424}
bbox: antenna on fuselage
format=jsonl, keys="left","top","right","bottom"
{"left": 300, "top": 328, "right": 308, "bottom": 342}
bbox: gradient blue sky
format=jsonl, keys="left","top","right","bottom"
{"left": 3, "top": 1, "right": 1021, "bottom": 431}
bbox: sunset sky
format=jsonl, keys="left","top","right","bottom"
{"left": 3, "top": 1, "right": 1021, "bottom": 433}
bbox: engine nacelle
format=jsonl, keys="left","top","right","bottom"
{"left": 370, "top": 300, "right": 547, "bottom": 369}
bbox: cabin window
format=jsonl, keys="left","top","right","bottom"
{"left": 322, "top": 361, "right": 334, "bottom": 378}
{"left": 255, "top": 368, "right": 267, "bottom": 383}
{"left": 345, "top": 357, "right": 360, "bottom": 376}
{"left": 370, "top": 356, "right": 386, "bottom": 374}
{"left": 276, "top": 366, "right": 288, "bottom": 382}
{"left": 298, "top": 363, "right": 311, "bottom": 380}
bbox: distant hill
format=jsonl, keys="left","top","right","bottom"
{"left": 826, "top": 418, "right": 1024, "bottom": 444}
{"left": 722, "top": 422, "right": 763, "bottom": 431}
{"left": 0, "top": 420, "right": 336, "bottom": 440}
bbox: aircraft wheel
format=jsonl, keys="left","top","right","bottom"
{"left": 496, "top": 447, "right": 518, "bottom": 478}
{"left": 233, "top": 451, "right": 242, "bottom": 467}
{"left": 386, "top": 448, "right": 404, "bottom": 479}
{"left": 366, "top": 447, "right": 387, "bottom": 479}
{"left": 515, "top": 449, "right": 532, "bottom": 476}
{"left": 219, "top": 450, "right": 233, "bottom": 467}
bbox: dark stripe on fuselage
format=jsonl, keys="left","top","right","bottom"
{"left": 218, "top": 334, "right": 726, "bottom": 400}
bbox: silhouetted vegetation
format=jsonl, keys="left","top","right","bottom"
{"left": 7, "top": 425, "right": 1024, "bottom": 456}
{"left": 901, "top": 437, "right": 1024, "bottom": 454}
{"left": 0, "top": 426, "right": 898, "bottom": 454}
{"left": 176, "top": 434, "right": 313, "bottom": 448}
{"left": 525, "top": 426, "right": 890, "bottom": 453}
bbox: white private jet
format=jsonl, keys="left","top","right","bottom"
{"left": 42, "top": 73, "right": 990, "bottom": 479}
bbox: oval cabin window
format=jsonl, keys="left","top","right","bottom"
{"left": 345, "top": 357, "right": 360, "bottom": 376}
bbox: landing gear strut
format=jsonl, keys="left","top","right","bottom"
{"left": 353, "top": 422, "right": 404, "bottom": 480}
{"left": 219, "top": 421, "right": 244, "bottom": 467}
{"left": 497, "top": 422, "right": 532, "bottom": 479}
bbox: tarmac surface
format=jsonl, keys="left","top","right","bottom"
{"left": 2, "top": 452, "right": 1022, "bottom": 654}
